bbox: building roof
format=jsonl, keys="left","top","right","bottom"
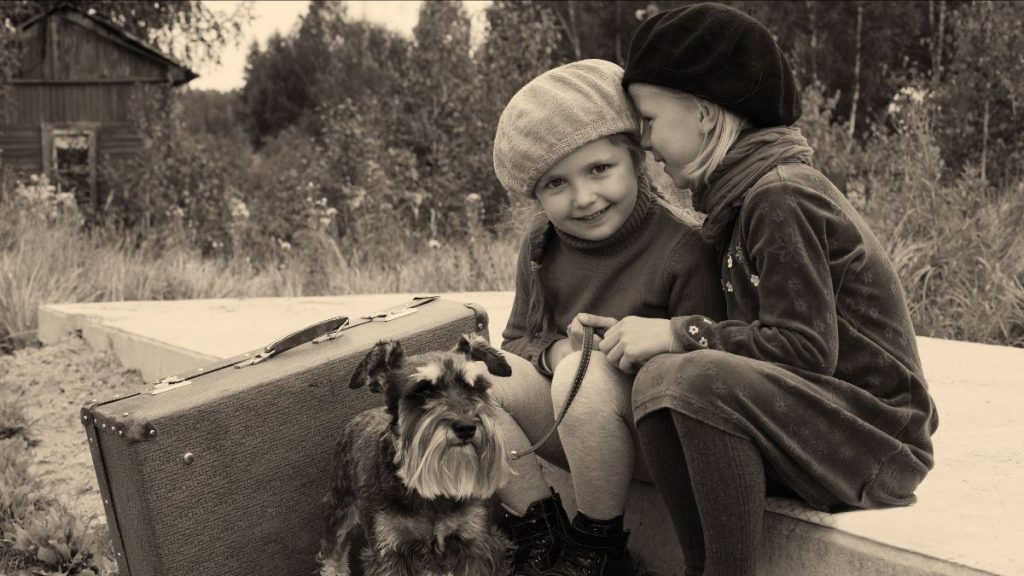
{"left": 18, "top": 1, "right": 198, "bottom": 86}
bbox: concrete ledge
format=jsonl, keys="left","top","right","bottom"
{"left": 38, "top": 293, "right": 1022, "bottom": 575}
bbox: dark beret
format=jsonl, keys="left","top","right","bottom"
{"left": 623, "top": 2, "right": 801, "bottom": 127}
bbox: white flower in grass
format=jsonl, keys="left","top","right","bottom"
{"left": 751, "top": 275, "right": 760, "bottom": 287}
{"left": 699, "top": 337, "right": 708, "bottom": 347}
{"left": 688, "top": 325, "right": 699, "bottom": 335}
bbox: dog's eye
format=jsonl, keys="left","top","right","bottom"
{"left": 412, "top": 379, "right": 435, "bottom": 395}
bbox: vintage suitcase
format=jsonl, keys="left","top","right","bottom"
{"left": 81, "top": 296, "right": 490, "bottom": 576}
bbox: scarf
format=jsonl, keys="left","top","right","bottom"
{"left": 694, "top": 126, "right": 814, "bottom": 246}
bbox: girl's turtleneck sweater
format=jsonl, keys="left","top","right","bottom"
{"left": 502, "top": 182, "right": 726, "bottom": 372}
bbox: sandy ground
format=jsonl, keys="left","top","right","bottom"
{"left": 0, "top": 336, "right": 143, "bottom": 567}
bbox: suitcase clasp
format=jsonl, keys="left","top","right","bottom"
{"left": 151, "top": 379, "right": 193, "bottom": 394}
{"left": 363, "top": 295, "right": 439, "bottom": 323}
{"left": 312, "top": 317, "right": 352, "bottom": 344}
{"left": 370, "top": 307, "right": 419, "bottom": 322}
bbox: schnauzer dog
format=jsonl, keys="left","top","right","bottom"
{"left": 318, "top": 334, "right": 514, "bottom": 576}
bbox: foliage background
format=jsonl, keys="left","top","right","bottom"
{"left": 1, "top": 0, "right": 1023, "bottom": 352}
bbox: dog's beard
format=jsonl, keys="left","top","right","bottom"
{"left": 395, "top": 406, "right": 511, "bottom": 501}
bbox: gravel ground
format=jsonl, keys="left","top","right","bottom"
{"left": 0, "top": 337, "right": 143, "bottom": 537}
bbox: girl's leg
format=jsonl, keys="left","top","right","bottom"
{"left": 489, "top": 354, "right": 573, "bottom": 575}
{"left": 550, "top": 350, "right": 635, "bottom": 521}
{"left": 634, "top": 409, "right": 705, "bottom": 576}
{"left": 674, "top": 411, "right": 764, "bottom": 576}
{"left": 488, "top": 353, "right": 562, "bottom": 515}
{"left": 636, "top": 408, "right": 765, "bottom": 576}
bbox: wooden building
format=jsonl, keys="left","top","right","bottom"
{"left": 0, "top": 2, "right": 196, "bottom": 213}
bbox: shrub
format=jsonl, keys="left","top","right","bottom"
{"left": 0, "top": 397, "right": 115, "bottom": 575}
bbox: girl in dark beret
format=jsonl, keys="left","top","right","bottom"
{"left": 575, "top": 3, "right": 940, "bottom": 575}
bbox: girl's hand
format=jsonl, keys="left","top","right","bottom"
{"left": 567, "top": 313, "right": 618, "bottom": 351}
{"left": 599, "top": 316, "right": 674, "bottom": 374}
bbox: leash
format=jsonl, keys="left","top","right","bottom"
{"left": 510, "top": 326, "right": 601, "bottom": 461}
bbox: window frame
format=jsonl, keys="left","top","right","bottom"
{"left": 41, "top": 121, "right": 99, "bottom": 212}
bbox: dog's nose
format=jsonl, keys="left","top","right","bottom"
{"left": 451, "top": 421, "right": 477, "bottom": 442}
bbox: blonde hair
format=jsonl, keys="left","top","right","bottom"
{"left": 675, "top": 94, "right": 751, "bottom": 187}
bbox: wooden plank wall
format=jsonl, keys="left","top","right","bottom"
{"left": 54, "top": 15, "right": 166, "bottom": 80}
{"left": 0, "top": 122, "right": 141, "bottom": 175}
{"left": 10, "top": 83, "right": 135, "bottom": 123}
{"left": 0, "top": 124, "right": 42, "bottom": 173}
{"left": 17, "top": 13, "right": 165, "bottom": 81}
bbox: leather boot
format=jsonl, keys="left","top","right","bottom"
{"left": 502, "top": 492, "right": 571, "bottom": 576}
{"left": 542, "top": 512, "right": 632, "bottom": 576}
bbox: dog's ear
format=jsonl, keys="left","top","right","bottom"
{"left": 455, "top": 334, "right": 512, "bottom": 377}
{"left": 349, "top": 340, "right": 404, "bottom": 392}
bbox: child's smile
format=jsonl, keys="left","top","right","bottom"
{"left": 534, "top": 137, "right": 639, "bottom": 242}
{"left": 575, "top": 206, "right": 609, "bottom": 222}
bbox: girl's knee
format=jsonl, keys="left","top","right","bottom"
{"left": 634, "top": 349, "right": 752, "bottom": 401}
{"left": 551, "top": 351, "right": 631, "bottom": 423}
{"left": 489, "top": 352, "right": 551, "bottom": 413}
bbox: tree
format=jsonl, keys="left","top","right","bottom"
{"left": 241, "top": 34, "right": 316, "bottom": 146}
{"left": 739, "top": 0, "right": 938, "bottom": 135}
{"left": 937, "top": 0, "right": 1024, "bottom": 187}
{"left": 474, "top": 1, "right": 564, "bottom": 221}
{"left": 180, "top": 88, "right": 248, "bottom": 141}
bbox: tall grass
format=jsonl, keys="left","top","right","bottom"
{"left": 0, "top": 200, "right": 518, "bottom": 352}
{"left": 871, "top": 187, "right": 1024, "bottom": 347}
{"left": 850, "top": 100, "right": 1024, "bottom": 348}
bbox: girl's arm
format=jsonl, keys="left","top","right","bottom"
{"left": 501, "top": 236, "right": 562, "bottom": 372}
{"left": 671, "top": 185, "right": 840, "bottom": 376}
{"left": 599, "top": 229, "right": 725, "bottom": 372}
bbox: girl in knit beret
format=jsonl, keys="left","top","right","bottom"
{"left": 593, "top": 4, "right": 940, "bottom": 576}
{"left": 491, "top": 59, "right": 725, "bottom": 576}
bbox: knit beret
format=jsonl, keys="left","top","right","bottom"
{"left": 622, "top": 2, "right": 800, "bottom": 127}
{"left": 494, "top": 59, "right": 640, "bottom": 198}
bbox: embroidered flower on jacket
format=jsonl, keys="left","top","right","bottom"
{"left": 726, "top": 255, "right": 733, "bottom": 268}
{"left": 751, "top": 274, "right": 760, "bottom": 287}
{"left": 725, "top": 281, "right": 734, "bottom": 293}
{"left": 688, "top": 325, "right": 699, "bottom": 335}
{"left": 699, "top": 337, "right": 708, "bottom": 347}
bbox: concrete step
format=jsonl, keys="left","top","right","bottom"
{"left": 38, "top": 293, "right": 1022, "bottom": 576}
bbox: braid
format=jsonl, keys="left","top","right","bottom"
{"left": 526, "top": 220, "right": 556, "bottom": 339}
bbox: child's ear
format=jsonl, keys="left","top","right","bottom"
{"left": 696, "top": 100, "right": 713, "bottom": 134}
{"left": 349, "top": 340, "right": 404, "bottom": 393}
{"left": 455, "top": 334, "right": 512, "bottom": 377}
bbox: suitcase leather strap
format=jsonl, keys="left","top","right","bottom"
{"left": 233, "top": 295, "right": 440, "bottom": 368}
{"left": 310, "top": 295, "right": 439, "bottom": 344}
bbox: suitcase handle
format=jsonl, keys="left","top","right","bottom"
{"left": 234, "top": 296, "right": 440, "bottom": 368}
{"left": 234, "top": 316, "right": 350, "bottom": 368}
